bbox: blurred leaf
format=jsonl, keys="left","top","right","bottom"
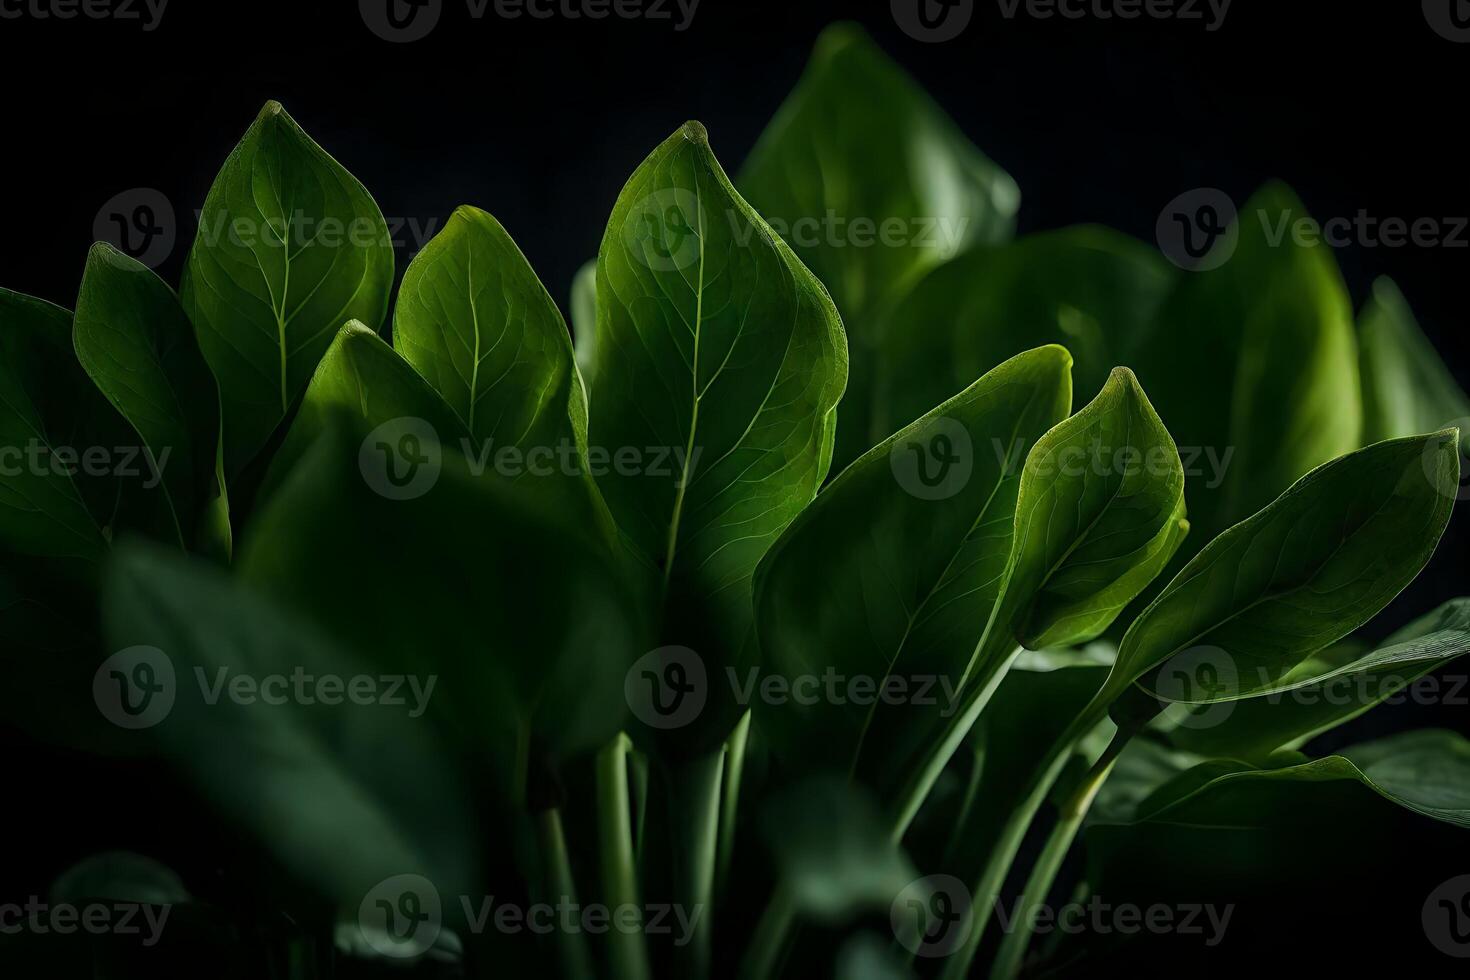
{"left": 878, "top": 226, "right": 1174, "bottom": 438}
{"left": 570, "top": 258, "right": 600, "bottom": 391}
{"left": 591, "top": 121, "right": 847, "bottom": 750}
{"left": 104, "top": 542, "right": 479, "bottom": 905}
{"left": 753, "top": 346, "right": 1072, "bottom": 792}
{"left": 182, "top": 101, "right": 393, "bottom": 474}
{"left": 1131, "top": 183, "right": 1361, "bottom": 544}
{"left": 0, "top": 289, "right": 109, "bottom": 563}
{"left": 74, "top": 243, "right": 225, "bottom": 552}
{"left": 241, "top": 428, "right": 643, "bottom": 783}
{"left": 1359, "top": 276, "right": 1470, "bottom": 444}
{"left": 762, "top": 777, "right": 916, "bottom": 923}
{"left": 51, "top": 852, "right": 190, "bottom": 906}
{"left": 739, "top": 21, "right": 1018, "bottom": 469}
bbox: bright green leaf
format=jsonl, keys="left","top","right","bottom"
{"left": 592, "top": 121, "right": 847, "bottom": 745}
{"left": 753, "top": 345, "right": 1072, "bottom": 792}
{"left": 182, "top": 101, "right": 394, "bottom": 475}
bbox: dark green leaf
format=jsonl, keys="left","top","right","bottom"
{"left": 74, "top": 243, "right": 225, "bottom": 552}
{"left": 0, "top": 288, "right": 109, "bottom": 563}
{"left": 878, "top": 226, "right": 1174, "bottom": 441}
{"left": 1132, "top": 729, "right": 1470, "bottom": 830}
{"left": 753, "top": 346, "right": 1071, "bottom": 791}
{"left": 240, "top": 427, "right": 644, "bottom": 780}
{"left": 104, "top": 542, "right": 479, "bottom": 904}
{"left": 1105, "top": 432, "right": 1460, "bottom": 717}
{"left": 1168, "top": 598, "right": 1470, "bottom": 763}
{"left": 182, "top": 101, "right": 394, "bottom": 474}
{"left": 739, "top": 22, "right": 1018, "bottom": 469}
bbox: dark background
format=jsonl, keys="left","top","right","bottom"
{"left": 3, "top": 0, "right": 1468, "bottom": 974}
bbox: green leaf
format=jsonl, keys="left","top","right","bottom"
{"left": 1132, "top": 729, "right": 1470, "bottom": 830}
{"left": 739, "top": 21, "right": 1018, "bottom": 469}
{"left": 74, "top": 243, "right": 224, "bottom": 551}
{"left": 1106, "top": 432, "right": 1461, "bottom": 718}
{"left": 591, "top": 121, "right": 847, "bottom": 743}
{"left": 760, "top": 776, "right": 918, "bottom": 924}
{"left": 240, "top": 427, "right": 644, "bottom": 782}
{"left": 103, "top": 542, "right": 479, "bottom": 904}
{"left": 260, "top": 320, "right": 470, "bottom": 495}
{"left": 877, "top": 226, "right": 1174, "bottom": 442}
{"left": 395, "top": 206, "right": 585, "bottom": 450}
{"left": 986, "top": 367, "right": 1188, "bottom": 660}
{"left": 1359, "top": 276, "right": 1470, "bottom": 445}
{"left": 752, "top": 345, "right": 1072, "bottom": 792}
{"left": 1168, "top": 598, "right": 1470, "bottom": 763}
{"left": 51, "top": 852, "right": 190, "bottom": 906}
{"left": 1131, "top": 183, "right": 1361, "bottom": 543}
{"left": 570, "top": 258, "right": 600, "bottom": 390}
{"left": 182, "top": 101, "right": 394, "bottom": 475}
{"left": 0, "top": 289, "right": 109, "bottom": 563}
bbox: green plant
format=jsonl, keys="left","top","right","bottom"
{"left": 3, "top": 21, "right": 1468, "bottom": 980}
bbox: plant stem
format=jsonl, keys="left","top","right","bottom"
{"left": 717, "top": 711, "right": 752, "bottom": 898}
{"left": 596, "top": 734, "right": 651, "bottom": 980}
{"left": 890, "top": 646, "right": 1023, "bottom": 842}
{"left": 739, "top": 885, "right": 796, "bottom": 980}
{"left": 539, "top": 808, "right": 594, "bottom": 979}
{"left": 987, "top": 727, "right": 1132, "bottom": 980}
{"left": 941, "top": 741, "right": 986, "bottom": 865}
{"left": 630, "top": 747, "right": 650, "bottom": 868}
{"left": 936, "top": 704, "right": 1107, "bottom": 980}
{"left": 678, "top": 750, "right": 726, "bottom": 979}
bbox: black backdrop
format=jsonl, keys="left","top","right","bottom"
{"left": 3, "top": 0, "right": 1468, "bottom": 974}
